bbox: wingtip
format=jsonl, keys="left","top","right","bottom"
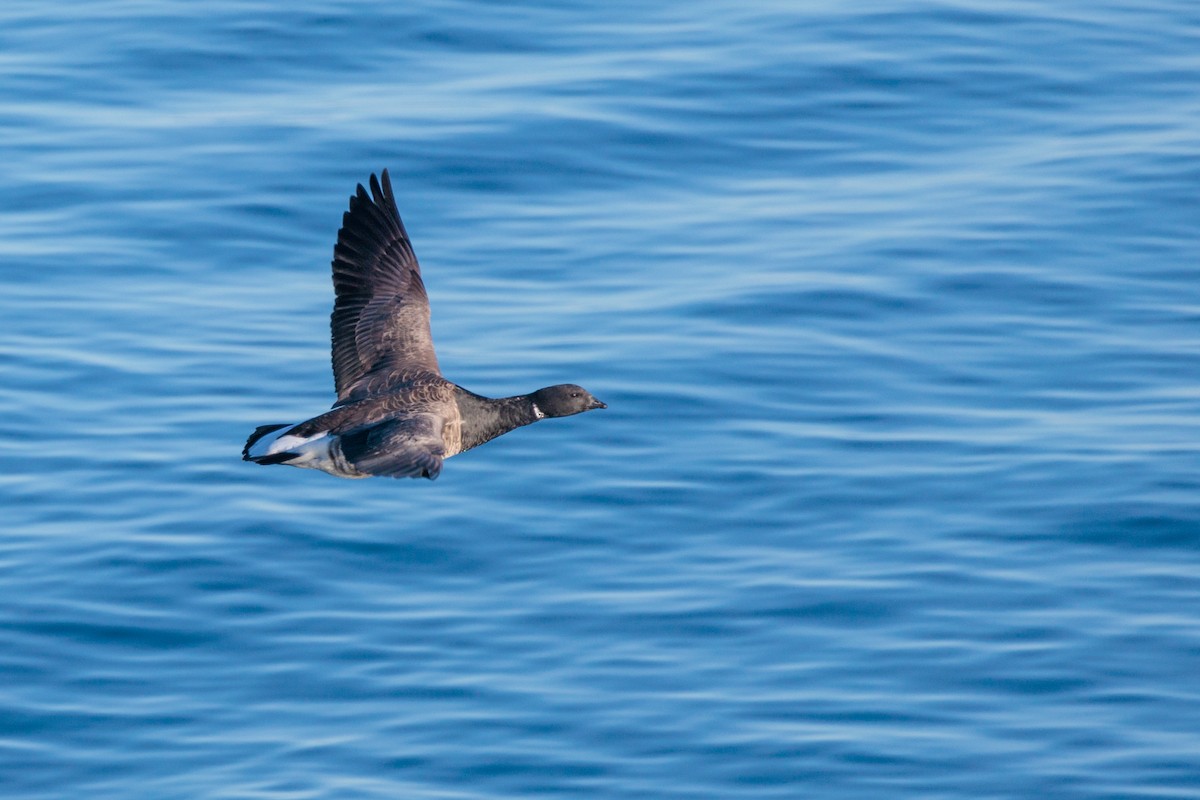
{"left": 367, "top": 169, "right": 394, "bottom": 207}
{"left": 353, "top": 182, "right": 370, "bottom": 206}
{"left": 350, "top": 170, "right": 393, "bottom": 208}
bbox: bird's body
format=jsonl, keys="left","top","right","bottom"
{"left": 243, "top": 171, "right": 604, "bottom": 480}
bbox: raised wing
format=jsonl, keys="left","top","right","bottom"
{"left": 338, "top": 413, "right": 446, "bottom": 480}
{"left": 330, "top": 170, "right": 440, "bottom": 405}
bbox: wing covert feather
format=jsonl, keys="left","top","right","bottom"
{"left": 338, "top": 414, "right": 446, "bottom": 480}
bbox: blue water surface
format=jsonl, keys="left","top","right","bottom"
{"left": 3, "top": 1, "right": 1200, "bottom": 797}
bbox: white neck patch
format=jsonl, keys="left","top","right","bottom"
{"left": 532, "top": 402, "right": 546, "bottom": 420}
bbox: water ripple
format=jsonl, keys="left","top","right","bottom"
{"left": 2, "top": 1, "right": 1200, "bottom": 798}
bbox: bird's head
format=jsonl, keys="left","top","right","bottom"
{"left": 530, "top": 384, "right": 607, "bottom": 418}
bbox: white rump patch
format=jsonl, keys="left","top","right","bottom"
{"left": 248, "top": 424, "right": 369, "bottom": 478}
{"left": 247, "top": 425, "right": 331, "bottom": 463}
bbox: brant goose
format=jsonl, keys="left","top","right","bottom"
{"left": 243, "top": 170, "right": 605, "bottom": 480}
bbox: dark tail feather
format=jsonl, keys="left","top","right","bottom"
{"left": 242, "top": 423, "right": 291, "bottom": 461}
{"left": 248, "top": 451, "right": 300, "bottom": 466}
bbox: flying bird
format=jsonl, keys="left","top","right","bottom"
{"left": 243, "top": 170, "right": 605, "bottom": 479}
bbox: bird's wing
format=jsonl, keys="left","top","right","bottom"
{"left": 338, "top": 413, "right": 446, "bottom": 480}
{"left": 330, "top": 170, "right": 440, "bottom": 405}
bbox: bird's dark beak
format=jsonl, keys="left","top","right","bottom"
{"left": 590, "top": 399, "right": 607, "bottom": 410}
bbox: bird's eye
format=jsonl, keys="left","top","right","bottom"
{"left": 571, "top": 392, "right": 580, "bottom": 398}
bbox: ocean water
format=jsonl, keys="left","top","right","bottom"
{"left": 3, "top": 1, "right": 1200, "bottom": 797}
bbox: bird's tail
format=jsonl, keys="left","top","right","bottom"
{"left": 243, "top": 423, "right": 293, "bottom": 463}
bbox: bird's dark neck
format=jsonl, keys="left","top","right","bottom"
{"left": 454, "top": 388, "right": 541, "bottom": 453}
